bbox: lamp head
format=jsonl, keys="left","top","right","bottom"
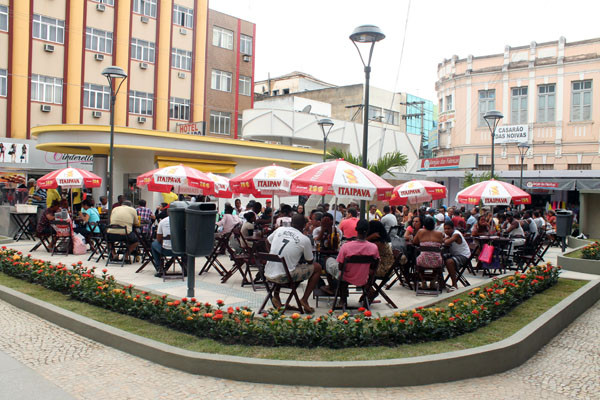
{"left": 518, "top": 142, "right": 530, "bottom": 156}
{"left": 101, "top": 66, "right": 127, "bottom": 80}
{"left": 483, "top": 110, "right": 503, "bottom": 123}
{"left": 349, "top": 25, "right": 385, "bottom": 43}
{"left": 317, "top": 118, "right": 334, "bottom": 129}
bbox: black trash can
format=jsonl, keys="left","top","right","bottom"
{"left": 167, "top": 201, "right": 190, "bottom": 255}
{"left": 555, "top": 209, "right": 574, "bottom": 238}
{"left": 185, "top": 202, "right": 218, "bottom": 257}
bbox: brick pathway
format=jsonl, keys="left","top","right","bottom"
{"left": 0, "top": 297, "right": 598, "bottom": 399}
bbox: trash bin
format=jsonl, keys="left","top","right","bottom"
{"left": 167, "top": 201, "right": 190, "bottom": 255}
{"left": 185, "top": 202, "right": 218, "bottom": 257}
{"left": 555, "top": 209, "right": 574, "bottom": 238}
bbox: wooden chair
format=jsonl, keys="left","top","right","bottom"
{"left": 133, "top": 228, "right": 156, "bottom": 273}
{"left": 222, "top": 225, "right": 264, "bottom": 291}
{"left": 161, "top": 254, "right": 186, "bottom": 281}
{"left": 514, "top": 230, "right": 547, "bottom": 271}
{"left": 30, "top": 231, "right": 52, "bottom": 253}
{"left": 86, "top": 222, "right": 106, "bottom": 261}
{"left": 199, "top": 230, "right": 233, "bottom": 276}
{"left": 50, "top": 220, "right": 73, "bottom": 256}
{"left": 366, "top": 251, "right": 399, "bottom": 308}
{"left": 415, "top": 246, "right": 444, "bottom": 296}
{"left": 105, "top": 224, "right": 130, "bottom": 267}
{"left": 256, "top": 252, "right": 304, "bottom": 314}
{"left": 332, "top": 255, "right": 379, "bottom": 311}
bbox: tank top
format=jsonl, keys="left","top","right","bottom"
{"left": 508, "top": 222, "right": 525, "bottom": 238}
{"left": 450, "top": 230, "right": 471, "bottom": 258}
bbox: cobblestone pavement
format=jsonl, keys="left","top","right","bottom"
{"left": 0, "top": 298, "right": 598, "bottom": 399}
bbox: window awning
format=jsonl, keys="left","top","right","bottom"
{"left": 576, "top": 179, "right": 600, "bottom": 190}
{"left": 520, "top": 179, "right": 576, "bottom": 191}
{"left": 155, "top": 156, "right": 236, "bottom": 174}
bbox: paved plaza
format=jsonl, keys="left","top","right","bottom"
{"left": 0, "top": 241, "right": 599, "bottom": 399}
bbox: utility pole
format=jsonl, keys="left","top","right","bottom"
{"left": 401, "top": 100, "right": 426, "bottom": 158}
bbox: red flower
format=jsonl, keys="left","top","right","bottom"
{"left": 173, "top": 300, "right": 181, "bottom": 306}
{"left": 357, "top": 307, "right": 366, "bottom": 312}
{"left": 343, "top": 320, "right": 349, "bottom": 324}
{"left": 145, "top": 296, "right": 151, "bottom": 301}
{"left": 212, "top": 314, "right": 223, "bottom": 321}
{"left": 364, "top": 310, "right": 372, "bottom": 317}
{"left": 494, "top": 301, "right": 500, "bottom": 306}
{"left": 191, "top": 298, "right": 197, "bottom": 303}
{"left": 181, "top": 297, "right": 188, "bottom": 303}
{"left": 217, "top": 299, "right": 225, "bottom": 306}
{"left": 399, "top": 319, "right": 406, "bottom": 323}
{"left": 102, "top": 268, "right": 108, "bottom": 273}
{"left": 472, "top": 309, "right": 479, "bottom": 315}
{"left": 227, "top": 307, "right": 234, "bottom": 314}
{"left": 449, "top": 317, "right": 455, "bottom": 321}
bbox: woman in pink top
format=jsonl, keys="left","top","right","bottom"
{"left": 216, "top": 203, "right": 241, "bottom": 234}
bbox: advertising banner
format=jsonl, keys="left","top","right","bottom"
{"left": 0, "top": 143, "right": 29, "bottom": 164}
{"left": 495, "top": 125, "right": 528, "bottom": 144}
{"left": 419, "top": 154, "right": 478, "bottom": 171}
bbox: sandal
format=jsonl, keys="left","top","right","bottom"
{"left": 446, "top": 286, "right": 458, "bottom": 293}
{"left": 300, "top": 300, "right": 314, "bottom": 314}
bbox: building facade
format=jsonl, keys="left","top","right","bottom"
{"left": 433, "top": 37, "right": 600, "bottom": 207}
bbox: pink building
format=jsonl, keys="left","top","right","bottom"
{"left": 432, "top": 37, "right": 600, "bottom": 211}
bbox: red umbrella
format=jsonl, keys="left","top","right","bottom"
{"left": 230, "top": 164, "right": 293, "bottom": 197}
{"left": 136, "top": 164, "right": 214, "bottom": 195}
{"left": 37, "top": 167, "right": 102, "bottom": 189}
{"left": 456, "top": 179, "right": 531, "bottom": 206}
{"left": 389, "top": 180, "right": 447, "bottom": 205}
{"left": 284, "top": 159, "right": 393, "bottom": 201}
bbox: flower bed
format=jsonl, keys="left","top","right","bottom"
{"left": 0, "top": 247, "right": 560, "bottom": 348}
{"left": 581, "top": 241, "right": 600, "bottom": 260}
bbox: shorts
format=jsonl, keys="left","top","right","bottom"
{"left": 267, "top": 263, "right": 314, "bottom": 284}
{"left": 325, "top": 257, "right": 341, "bottom": 279}
{"left": 449, "top": 254, "right": 469, "bottom": 269}
{"left": 107, "top": 232, "right": 138, "bottom": 244}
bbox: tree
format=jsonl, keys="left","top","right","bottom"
{"left": 463, "top": 171, "right": 499, "bottom": 189}
{"left": 326, "top": 147, "right": 408, "bottom": 177}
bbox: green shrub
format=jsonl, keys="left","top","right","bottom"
{"left": 581, "top": 241, "right": 600, "bottom": 260}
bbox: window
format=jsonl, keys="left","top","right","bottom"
{"left": 534, "top": 164, "right": 553, "bottom": 170}
{"left": 129, "top": 91, "right": 153, "bottom": 115}
{"left": 568, "top": 164, "right": 591, "bottom": 170}
{"left": 511, "top": 87, "right": 528, "bottom": 124}
{"left": 171, "top": 48, "right": 192, "bottom": 71}
{"left": 169, "top": 97, "right": 190, "bottom": 120}
{"left": 85, "top": 27, "right": 113, "bottom": 54}
{"left": 478, "top": 164, "right": 491, "bottom": 171}
{"left": 131, "top": 38, "right": 155, "bottom": 63}
{"left": 83, "top": 83, "right": 110, "bottom": 110}
{"left": 0, "top": 69, "right": 6, "bottom": 97}
{"left": 282, "top": 88, "right": 290, "bottom": 94}
{"left": 239, "top": 75, "right": 251, "bottom": 96}
{"left": 445, "top": 95, "right": 453, "bottom": 111}
{"left": 240, "top": 34, "right": 252, "bottom": 55}
{"left": 368, "top": 105, "right": 383, "bottom": 121}
{"left": 31, "top": 74, "right": 63, "bottom": 104}
{"left": 133, "top": 0, "right": 157, "bottom": 18}
{"left": 173, "top": 4, "right": 193, "bottom": 28}
{"left": 92, "top": 0, "right": 114, "bottom": 5}
{"left": 0, "top": 5, "right": 8, "bottom": 32}
{"left": 211, "top": 69, "right": 232, "bottom": 92}
{"left": 383, "top": 109, "right": 399, "bottom": 125}
{"left": 212, "top": 26, "right": 233, "bottom": 50}
{"left": 537, "top": 84, "right": 555, "bottom": 123}
{"left": 508, "top": 164, "right": 527, "bottom": 171}
{"left": 32, "top": 14, "right": 65, "bottom": 44}
{"left": 237, "top": 114, "right": 243, "bottom": 137}
{"left": 478, "top": 90, "right": 495, "bottom": 126}
{"left": 210, "top": 111, "right": 231, "bottom": 134}
{"left": 571, "top": 80, "right": 592, "bottom": 121}
{"left": 438, "top": 98, "right": 443, "bottom": 112}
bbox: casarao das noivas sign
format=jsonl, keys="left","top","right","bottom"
{"left": 495, "top": 125, "right": 528, "bottom": 144}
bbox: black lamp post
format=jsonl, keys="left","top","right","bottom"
{"left": 317, "top": 118, "right": 334, "bottom": 163}
{"left": 517, "top": 142, "right": 530, "bottom": 189}
{"left": 483, "top": 110, "right": 503, "bottom": 179}
{"left": 350, "top": 25, "right": 385, "bottom": 220}
{"left": 101, "top": 66, "right": 128, "bottom": 213}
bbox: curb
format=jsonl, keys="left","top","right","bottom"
{"left": 558, "top": 245, "right": 600, "bottom": 275}
{"left": 0, "top": 279, "right": 598, "bottom": 387}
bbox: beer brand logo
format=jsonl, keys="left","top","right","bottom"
{"left": 65, "top": 170, "right": 74, "bottom": 178}
{"left": 489, "top": 185, "right": 500, "bottom": 196}
{"left": 406, "top": 181, "right": 415, "bottom": 188}
{"left": 400, "top": 189, "right": 422, "bottom": 196}
{"left": 166, "top": 167, "right": 178, "bottom": 174}
{"left": 482, "top": 197, "right": 508, "bottom": 204}
{"left": 344, "top": 169, "right": 358, "bottom": 184}
{"left": 257, "top": 180, "right": 281, "bottom": 188}
{"left": 338, "top": 187, "right": 372, "bottom": 197}
{"left": 57, "top": 178, "right": 81, "bottom": 185}
{"left": 265, "top": 168, "right": 277, "bottom": 178}
{"left": 308, "top": 185, "right": 324, "bottom": 193}
{"left": 155, "top": 176, "right": 183, "bottom": 184}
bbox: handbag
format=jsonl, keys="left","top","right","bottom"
{"left": 478, "top": 243, "right": 494, "bottom": 264}
{"left": 72, "top": 233, "right": 87, "bottom": 255}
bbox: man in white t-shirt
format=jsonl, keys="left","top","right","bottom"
{"left": 265, "top": 214, "right": 322, "bottom": 313}
{"left": 151, "top": 216, "right": 179, "bottom": 277}
{"left": 380, "top": 205, "right": 397, "bottom": 236}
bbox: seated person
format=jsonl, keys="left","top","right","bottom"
{"left": 216, "top": 203, "right": 241, "bottom": 234}
{"left": 151, "top": 215, "right": 184, "bottom": 277}
{"left": 106, "top": 200, "right": 140, "bottom": 261}
{"left": 264, "top": 214, "right": 322, "bottom": 313}
{"left": 155, "top": 202, "right": 169, "bottom": 222}
{"left": 275, "top": 204, "right": 293, "bottom": 228}
{"left": 404, "top": 215, "right": 423, "bottom": 243}
{"left": 443, "top": 220, "right": 470, "bottom": 291}
{"left": 304, "top": 210, "right": 323, "bottom": 236}
{"left": 36, "top": 200, "right": 60, "bottom": 238}
{"left": 74, "top": 198, "right": 100, "bottom": 242}
{"left": 135, "top": 199, "right": 155, "bottom": 236}
{"left": 413, "top": 216, "right": 444, "bottom": 289}
{"left": 241, "top": 212, "right": 256, "bottom": 238}
{"left": 338, "top": 207, "right": 359, "bottom": 239}
{"left": 255, "top": 207, "right": 273, "bottom": 227}
{"left": 312, "top": 212, "right": 342, "bottom": 252}
{"left": 471, "top": 215, "right": 494, "bottom": 237}
{"left": 366, "top": 220, "right": 394, "bottom": 279}
{"left": 451, "top": 209, "right": 467, "bottom": 231}
{"left": 504, "top": 212, "right": 526, "bottom": 248}
{"left": 324, "top": 219, "right": 379, "bottom": 295}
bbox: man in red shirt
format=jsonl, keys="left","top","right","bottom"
{"left": 339, "top": 207, "right": 359, "bottom": 239}
{"left": 451, "top": 209, "right": 467, "bottom": 231}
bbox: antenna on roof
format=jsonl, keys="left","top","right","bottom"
{"left": 301, "top": 105, "right": 312, "bottom": 113}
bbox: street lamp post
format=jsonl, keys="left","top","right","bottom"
{"left": 317, "top": 118, "right": 334, "bottom": 206}
{"left": 350, "top": 25, "right": 385, "bottom": 220}
{"left": 517, "top": 142, "right": 530, "bottom": 189}
{"left": 101, "top": 66, "right": 128, "bottom": 213}
{"left": 483, "top": 110, "right": 504, "bottom": 179}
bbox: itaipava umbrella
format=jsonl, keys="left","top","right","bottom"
{"left": 136, "top": 164, "right": 214, "bottom": 195}
{"left": 283, "top": 159, "right": 393, "bottom": 201}
{"left": 229, "top": 164, "right": 293, "bottom": 197}
{"left": 389, "top": 180, "right": 447, "bottom": 205}
{"left": 206, "top": 172, "right": 233, "bottom": 198}
{"left": 37, "top": 167, "right": 102, "bottom": 189}
{"left": 456, "top": 179, "right": 531, "bottom": 206}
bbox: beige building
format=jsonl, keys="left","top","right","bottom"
{"left": 433, "top": 37, "right": 600, "bottom": 208}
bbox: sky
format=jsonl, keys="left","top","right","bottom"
{"left": 209, "top": 0, "right": 600, "bottom": 101}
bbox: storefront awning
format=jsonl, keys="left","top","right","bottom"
{"left": 155, "top": 156, "right": 236, "bottom": 174}
{"left": 576, "top": 179, "right": 600, "bottom": 190}
{"left": 521, "top": 179, "right": 576, "bottom": 191}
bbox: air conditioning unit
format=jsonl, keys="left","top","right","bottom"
{"left": 137, "top": 116, "right": 147, "bottom": 123}
{"left": 141, "top": 16, "right": 149, "bottom": 23}
{"left": 44, "top": 44, "right": 55, "bottom": 52}
{"left": 40, "top": 104, "right": 52, "bottom": 112}
{"left": 177, "top": 72, "right": 185, "bottom": 79}
{"left": 139, "top": 62, "right": 148, "bottom": 69}
{"left": 96, "top": 3, "right": 106, "bottom": 12}
{"left": 179, "top": 28, "right": 187, "bottom": 35}
{"left": 242, "top": 54, "right": 251, "bottom": 62}
{"left": 92, "top": 111, "right": 102, "bottom": 118}
{"left": 94, "top": 53, "right": 104, "bottom": 61}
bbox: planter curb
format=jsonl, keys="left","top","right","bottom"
{"left": 558, "top": 244, "right": 600, "bottom": 275}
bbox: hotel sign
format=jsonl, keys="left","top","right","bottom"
{"left": 495, "top": 125, "right": 528, "bottom": 144}
{"left": 177, "top": 122, "right": 205, "bottom": 136}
